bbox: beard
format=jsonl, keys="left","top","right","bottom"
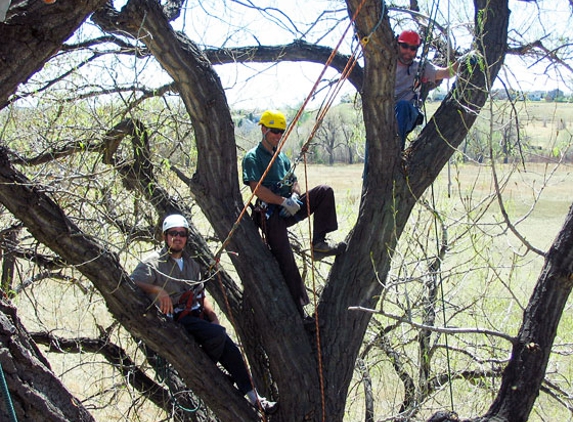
{"left": 398, "top": 56, "right": 414, "bottom": 65}
{"left": 165, "top": 241, "right": 184, "bottom": 254}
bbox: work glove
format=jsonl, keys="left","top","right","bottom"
{"left": 280, "top": 193, "right": 303, "bottom": 217}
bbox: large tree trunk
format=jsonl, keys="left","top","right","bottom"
{"left": 318, "top": 0, "right": 509, "bottom": 418}
{"left": 0, "top": 147, "right": 259, "bottom": 421}
{"left": 0, "top": 0, "right": 108, "bottom": 106}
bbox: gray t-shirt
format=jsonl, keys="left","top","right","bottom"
{"left": 395, "top": 60, "right": 438, "bottom": 103}
{"left": 131, "top": 247, "right": 204, "bottom": 308}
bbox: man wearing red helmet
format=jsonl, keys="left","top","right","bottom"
{"left": 395, "top": 29, "right": 459, "bottom": 147}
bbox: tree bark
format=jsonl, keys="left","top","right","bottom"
{"left": 0, "top": 0, "right": 109, "bottom": 107}
{"left": 0, "top": 299, "right": 95, "bottom": 421}
{"left": 0, "top": 147, "right": 259, "bottom": 421}
{"left": 483, "top": 204, "right": 573, "bottom": 421}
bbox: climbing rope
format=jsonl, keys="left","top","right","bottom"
{"left": 422, "top": 0, "right": 457, "bottom": 410}
{"left": 429, "top": 183, "right": 455, "bottom": 412}
{"left": 205, "top": 2, "right": 374, "bottom": 421}
{"left": 413, "top": 0, "right": 441, "bottom": 104}
{"left": 0, "top": 362, "right": 18, "bottom": 422}
{"left": 398, "top": 0, "right": 456, "bottom": 413}
{"left": 210, "top": 0, "right": 372, "bottom": 270}
{"left": 152, "top": 355, "right": 202, "bottom": 414}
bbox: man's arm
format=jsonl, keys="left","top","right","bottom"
{"left": 248, "top": 181, "right": 286, "bottom": 205}
{"left": 134, "top": 280, "right": 174, "bottom": 315}
{"left": 435, "top": 60, "right": 460, "bottom": 80}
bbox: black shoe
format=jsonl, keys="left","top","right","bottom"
{"left": 312, "top": 240, "right": 347, "bottom": 261}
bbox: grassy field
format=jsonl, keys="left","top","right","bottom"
{"left": 14, "top": 101, "right": 573, "bottom": 421}
{"left": 424, "top": 99, "right": 573, "bottom": 154}
{"left": 300, "top": 160, "right": 572, "bottom": 245}
{"left": 266, "top": 98, "right": 573, "bottom": 420}
{"left": 297, "top": 158, "right": 573, "bottom": 421}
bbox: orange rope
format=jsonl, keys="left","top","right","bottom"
{"left": 209, "top": 2, "right": 371, "bottom": 421}
{"left": 296, "top": 27, "right": 364, "bottom": 422}
{"left": 213, "top": 0, "right": 367, "bottom": 266}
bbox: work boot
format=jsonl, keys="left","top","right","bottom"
{"left": 312, "top": 240, "right": 347, "bottom": 261}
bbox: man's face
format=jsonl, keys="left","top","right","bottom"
{"left": 261, "top": 125, "right": 284, "bottom": 150}
{"left": 165, "top": 226, "right": 188, "bottom": 253}
{"left": 398, "top": 42, "right": 419, "bottom": 65}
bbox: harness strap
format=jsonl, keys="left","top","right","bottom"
{"left": 175, "top": 290, "right": 205, "bottom": 321}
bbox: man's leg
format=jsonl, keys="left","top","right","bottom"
{"left": 263, "top": 213, "right": 309, "bottom": 315}
{"left": 218, "top": 338, "right": 278, "bottom": 414}
{"left": 395, "top": 100, "right": 421, "bottom": 148}
{"left": 177, "top": 315, "right": 227, "bottom": 361}
{"left": 297, "top": 185, "right": 338, "bottom": 244}
{"left": 217, "top": 336, "right": 253, "bottom": 394}
{"left": 296, "top": 185, "right": 345, "bottom": 259}
{"left": 178, "top": 317, "right": 277, "bottom": 413}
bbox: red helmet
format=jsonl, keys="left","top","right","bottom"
{"left": 398, "top": 30, "right": 421, "bottom": 46}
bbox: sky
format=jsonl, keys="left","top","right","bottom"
{"left": 105, "top": 0, "right": 572, "bottom": 110}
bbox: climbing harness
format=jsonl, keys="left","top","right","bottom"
{"left": 173, "top": 288, "right": 206, "bottom": 322}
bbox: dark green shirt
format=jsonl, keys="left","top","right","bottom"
{"left": 242, "top": 142, "right": 297, "bottom": 197}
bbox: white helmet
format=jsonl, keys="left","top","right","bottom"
{"left": 162, "top": 214, "right": 190, "bottom": 233}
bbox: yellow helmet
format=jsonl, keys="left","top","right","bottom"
{"left": 258, "top": 110, "right": 287, "bottom": 130}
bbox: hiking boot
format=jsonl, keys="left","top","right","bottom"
{"left": 312, "top": 240, "right": 347, "bottom": 261}
{"left": 257, "top": 397, "right": 279, "bottom": 415}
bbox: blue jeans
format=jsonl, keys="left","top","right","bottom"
{"left": 395, "top": 100, "right": 422, "bottom": 148}
{"left": 363, "top": 100, "right": 423, "bottom": 180}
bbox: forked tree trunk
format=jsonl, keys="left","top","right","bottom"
{"left": 481, "top": 204, "right": 573, "bottom": 421}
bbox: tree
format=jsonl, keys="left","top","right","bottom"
{"left": 0, "top": 0, "right": 572, "bottom": 421}
{"left": 306, "top": 106, "right": 363, "bottom": 165}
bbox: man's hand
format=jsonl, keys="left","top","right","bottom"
{"left": 280, "top": 193, "right": 303, "bottom": 217}
{"left": 134, "top": 280, "right": 174, "bottom": 315}
{"left": 155, "top": 287, "right": 173, "bottom": 315}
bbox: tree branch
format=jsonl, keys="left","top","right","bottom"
{"left": 349, "top": 306, "right": 517, "bottom": 344}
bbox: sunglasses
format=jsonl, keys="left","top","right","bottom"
{"left": 399, "top": 43, "right": 418, "bottom": 52}
{"left": 268, "top": 128, "right": 285, "bottom": 135}
{"left": 167, "top": 230, "right": 188, "bottom": 238}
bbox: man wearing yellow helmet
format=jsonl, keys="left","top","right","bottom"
{"left": 242, "top": 110, "right": 346, "bottom": 317}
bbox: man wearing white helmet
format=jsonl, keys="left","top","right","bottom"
{"left": 131, "top": 214, "right": 277, "bottom": 414}
{"left": 242, "top": 110, "right": 346, "bottom": 317}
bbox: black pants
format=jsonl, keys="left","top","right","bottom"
{"left": 258, "top": 184, "right": 338, "bottom": 315}
{"left": 178, "top": 315, "right": 252, "bottom": 394}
